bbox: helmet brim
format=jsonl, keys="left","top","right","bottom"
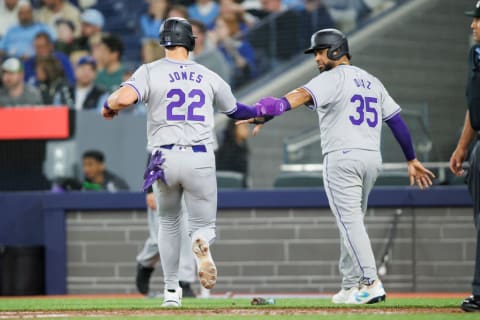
{"left": 304, "top": 45, "right": 329, "bottom": 54}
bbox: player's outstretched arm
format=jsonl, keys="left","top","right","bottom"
{"left": 385, "top": 113, "right": 435, "bottom": 189}
{"left": 101, "top": 85, "right": 139, "bottom": 120}
{"left": 235, "top": 88, "right": 313, "bottom": 135}
{"left": 449, "top": 111, "right": 476, "bottom": 176}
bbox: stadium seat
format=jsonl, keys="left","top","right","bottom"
{"left": 273, "top": 171, "right": 323, "bottom": 188}
{"left": 216, "top": 171, "right": 245, "bottom": 189}
{"left": 375, "top": 171, "right": 409, "bottom": 186}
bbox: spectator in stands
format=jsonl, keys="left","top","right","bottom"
{"left": 210, "top": 16, "right": 257, "bottom": 87}
{"left": 167, "top": 4, "right": 188, "bottom": 18}
{"left": 0, "top": 2, "right": 54, "bottom": 59}
{"left": 54, "top": 18, "right": 81, "bottom": 56}
{"left": 95, "top": 34, "right": 125, "bottom": 92}
{"left": 187, "top": 0, "right": 219, "bottom": 29}
{"left": 140, "top": 0, "right": 170, "bottom": 40}
{"left": 35, "top": 56, "right": 71, "bottom": 105}
{"left": 75, "top": 0, "right": 97, "bottom": 9}
{"left": 36, "top": 0, "right": 81, "bottom": 37}
{"left": 322, "top": 0, "right": 371, "bottom": 31}
{"left": 24, "top": 31, "right": 75, "bottom": 85}
{"left": 142, "top": 39, "right": 165, "bottom": 63}
{"left": 72, "top": 8, "right": 104, "bottom": 53}
{"left": 215, "top": 119, "right": 250, "bottom": 187}
{"left": 189, "top": 19, "right": 231, "bottom": 83}
{"left": 81, "top": 150, "right": 129, "bottom": 192}
{"left": 68, "top": 55, "right": 106, "bottom": 110}
{"left": 0, "top": 0, "right": 24, "bottom": 38}
{"left": 247, "top": 0, "right": 286, "bottom": 19}
{"left": 219, "top": 0, "right": 255, "bottom": 31}
{"left": 0, "top": 57, "right": 42, "bottom": 106}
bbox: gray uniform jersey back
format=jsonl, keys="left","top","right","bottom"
{"left": 302, "top": 65, "right": 401, "bottom": 155}
{"left": 123, "top": 58, "right": 236, "bottom": 149}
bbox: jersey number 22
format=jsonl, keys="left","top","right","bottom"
{"left": 166, "top": 88, "right": 205, "bottom": 122}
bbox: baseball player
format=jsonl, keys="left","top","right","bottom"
{"left": 238, "top": 28, "right": 435, "bottom": 304}
{"left": 101, "top": 17, "right": 263, "bottom": 307}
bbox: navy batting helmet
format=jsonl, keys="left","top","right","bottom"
{"left": 304, "top": 28, "right": 351, "bottom": 60}
{"left": 159, "top": 17, "right": 196, "bottom": 52}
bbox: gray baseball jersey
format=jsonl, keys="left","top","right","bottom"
{"left": 302, "top": 65, "right": 401, "bottom": 155}
{"left": 123, "top": 58, "right": 237, "bottom": 149}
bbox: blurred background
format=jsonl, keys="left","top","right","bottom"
{"left": 0, "top": 0, "right": 477, "bottom": 298}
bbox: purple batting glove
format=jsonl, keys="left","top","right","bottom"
{"left": 255, "top": 97, "right": 291, "bottom": 116}
{"left": 142, "top": 150, "right": 167, "bottom": 191}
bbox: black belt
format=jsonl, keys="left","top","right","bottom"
{"left": 160, "top": 144, "right": 207, "bottom": 152}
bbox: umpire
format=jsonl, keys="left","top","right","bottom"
{"left": 450, "top": 2, "right": 480, "bottom": 313}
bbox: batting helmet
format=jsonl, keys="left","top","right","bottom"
{"left": 304, "top": 28, "right": 351, "bottom": 60}
{"left": 159, "top": 17, "right": 196, "bottom": 52}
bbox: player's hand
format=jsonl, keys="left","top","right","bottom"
{"left": 235, "top": 118, "right": 264, "bottom": 136}
{"left": 407, "top": 159, "right": 435, "bottom": 189}
{"left": 449, "top": 147, "right": 466, "bottom": 176}
{"left": 102, "top": 106, "right": 118, "bottom": 120}
{"left": 146, "top": 192, "right": 157, "bottom": 210}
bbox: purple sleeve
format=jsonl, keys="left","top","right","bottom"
{"left": 226, "top": 102, "right": 259, "bottom": 119}
{"left": 385, "top": 114, "right": 416, "bottom": 161}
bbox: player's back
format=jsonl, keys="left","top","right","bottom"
{"left": 303, "top": 65, "right": 400, "bottom": 155}
{"left": 131, "top": 58, "right": 236, "bottom": 149}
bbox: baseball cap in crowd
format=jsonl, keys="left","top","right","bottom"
{"left": 1, "top": 57, "right": 23, "bottom": 73}
{"left": 465, "top": 1, "right": 480, "bottom": 17}
{"left": 81, "top": 9, "right": 105, "bottom": 28}
{"left": 77, "top": 55, "right": 97, "bottom": 69}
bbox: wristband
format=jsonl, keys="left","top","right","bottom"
{"left": 103, "top": 100, "right": 113, "bottom": 111}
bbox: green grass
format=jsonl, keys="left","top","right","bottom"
{"left": 0, "top": 297, "right": 473, "bottom": 320}
{"left": 0, "top": 297, "right": 462, "bottom": 311}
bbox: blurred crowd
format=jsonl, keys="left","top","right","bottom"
{"left": 0, "top": 0, "right": 394, "bottom": 109}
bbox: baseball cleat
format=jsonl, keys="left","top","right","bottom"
{"left": 161, "top": 287, "right": 182, "bottom": 307}
{"left": 345, "top": 279, "right": 386, "bottom": 304}
{"left": 192, "top": 237, "right": 217, "bottom": 289}
{"left": 332, "top": 286, "right": 359, "bottom": 304}
{"left": 461, "top": 295, "right": 480, "bottom": 312}
{"left": 135, "top": 264, "right": 154, "bottom": 295}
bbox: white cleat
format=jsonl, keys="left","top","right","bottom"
{"left": 332, "top": 287, "right": 359, "bottom": 304}
{"left": 161, "top": 287, "right": 182, "bottom": 307}
{"left": 192, "top": 237, "right": 217, "bottom": 289}
{"left": 345, "top": 279, "right": 386, "bottom": 305}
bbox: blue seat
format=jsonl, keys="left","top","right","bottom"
{"left": 216, "top": 171, "right": 245, "bottom": 189}
{"left": 273, "top": 172, "right": 323, "bottom": 188}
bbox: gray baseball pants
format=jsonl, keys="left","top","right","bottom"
{"left": 152, "top": 144, "right": 217, "bottom": 290}
{"left": 323, "top": 149, "right": 382, "bottom": 289}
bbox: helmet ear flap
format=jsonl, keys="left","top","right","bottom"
{"left": 326, "top": 40, "right": 350, "bottom": 60}
{"left": 327, "top": 45, "right": 342, "bottom": 60}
